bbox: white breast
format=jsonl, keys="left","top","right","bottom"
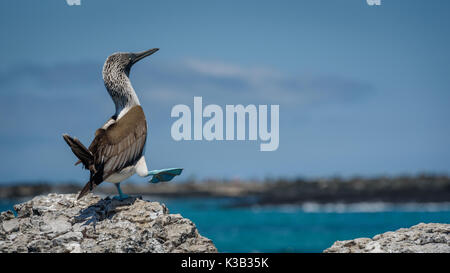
{"left": 104, "top": 156, "right": 148, "bottom": 183}
{"left": 104, "top": 165, "right": 136, "bottom": 183}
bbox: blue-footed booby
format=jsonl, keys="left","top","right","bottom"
{"left": 63, "top": 48, "right": 183, "bottom": 200}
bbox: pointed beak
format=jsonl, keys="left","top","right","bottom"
{"left": 131, "top": 48, "right": 159, "bottom": 65}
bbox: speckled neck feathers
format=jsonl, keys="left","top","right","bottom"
{"left": 102, "top": 54, "right": 141, "bottom": 118}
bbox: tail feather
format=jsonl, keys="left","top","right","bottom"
{"left": 77, "top": 170, "right": 104, "bottom": 199}
{"left": 62, "top": 134, "right": 93, "bottom": 169}
{"left": 63, "top": 134, "right": 102, "bottom": 200}
{"left": 77, "top": 180, "right": 94, "bottom": 200}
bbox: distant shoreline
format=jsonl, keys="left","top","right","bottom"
{"left": 1, "top": 174, "right": 450, "bottom": 207}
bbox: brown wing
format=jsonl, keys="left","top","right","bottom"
{"left": 89, "top": 105, "right": 147, "bottom": 181}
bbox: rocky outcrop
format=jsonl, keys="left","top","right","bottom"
{"left": 0, "top": 193, "right": 217, "bottom": 253}
{"left": 324, "top": 223, "right": 450, "bottom": 253}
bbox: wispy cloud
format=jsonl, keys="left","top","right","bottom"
{"left": 0, "top": 58, "right": 373, "bottom": 107}
{"left": 132, "top": 58, "right": 374, "bottom": 106}
{"left": 0, "top": 57, "right": 375, "bottom": 142}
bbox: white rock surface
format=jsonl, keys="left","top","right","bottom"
{"left": 324, "top": 223, "right": 450, "bottom": 253}
{"left": 0, "top": 193, "right": 217, "bottom": 253}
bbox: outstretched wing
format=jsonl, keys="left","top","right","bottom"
{"left": 89, "top": 106, "right": 147, "bottom": 181}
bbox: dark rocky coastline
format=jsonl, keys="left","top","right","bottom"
{"left": 1, "top": 174, "right": 450, "bottom": 207}
{"left": 234, "top": 174, "right": 450, "bottom": 207}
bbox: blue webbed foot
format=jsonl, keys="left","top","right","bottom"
{"left": 112, "top": 193, "right": 130, "bottom": 201}
{"left": 113, "top": 183, "right": 130, "bottom": 200}
{"left": 147, "top": 168, "right": 183, "bottom": 184}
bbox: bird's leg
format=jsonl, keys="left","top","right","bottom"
{"left": 113, "top": 183, "right": 130, "bottom": 200}
{"left": 146, "top": 168, "right": 183, "bottom": 183}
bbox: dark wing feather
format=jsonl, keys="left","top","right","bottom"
{"left": 89, "top": 106, "right": 147, "bottom": 182}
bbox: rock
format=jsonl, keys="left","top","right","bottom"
{"left": 0, "top": 193, "right": 217, "bottom": 253}
{"left": 324, "top": 223, "right": 450, "bottom": 253}
{"left": 2, "top": 219, "right": 19, "bottom": 233}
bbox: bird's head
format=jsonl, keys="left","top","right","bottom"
{"left": 102, "top": 48, "right": 159, "bottom": 110}
{"left": 103, "top": 48, "right": 159, "bottom": 78}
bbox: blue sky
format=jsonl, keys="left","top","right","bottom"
{"left": 0, "top": 0, "right": 449, "bottom": 183}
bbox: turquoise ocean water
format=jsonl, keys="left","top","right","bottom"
{"left": 1, "top": 197, "right": 450, "bottom": 253}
